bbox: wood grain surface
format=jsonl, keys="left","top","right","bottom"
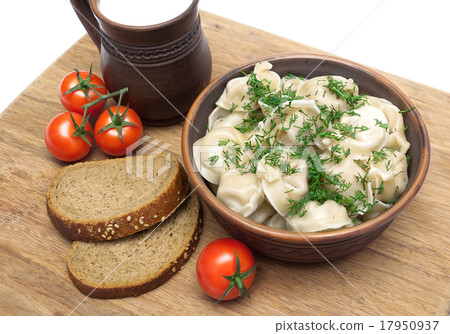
{"left": 0, "top": 11, "right": 448, "bottom": 316}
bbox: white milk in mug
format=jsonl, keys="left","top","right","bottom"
{"left": 98, "top": 0, "right": 194, "bottom": 26}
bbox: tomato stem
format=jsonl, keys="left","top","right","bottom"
{"left": 216, "top": 250, "right": 258, "bottom": 303}
{"left": 69, "top": 110, "right": 93, "bottom": 147}
{"left": 96, "top": 100, "right": 139, "bottom": 144}
{"left": 63, "top": 64, "right": 129, "bottom": 113}
{"left": 82, "top": 87, "right": 129, "bottom": 111}
{"left": 63, "top": 64, "right": 104, "bottom": 100}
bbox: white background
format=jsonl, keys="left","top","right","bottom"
{"left": 0, "top": 0, "right": 449, "bottom": 114}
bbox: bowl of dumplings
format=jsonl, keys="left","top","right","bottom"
{"left": 182, "top": 53, "right": 430, "bottom": 262}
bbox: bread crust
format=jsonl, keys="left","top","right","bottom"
{"left": 47, "top": 155, "right": 189, "bottom": 242}
{"left": 67, "top": 199, "right": 203, "bottom": 299}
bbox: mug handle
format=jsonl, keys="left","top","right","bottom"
{"left": 70, "top": 0, "right": 101, "bottom": 51}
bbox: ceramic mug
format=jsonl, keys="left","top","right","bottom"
{"left": 70, "top": 0, "right": 212, "bottom": 126}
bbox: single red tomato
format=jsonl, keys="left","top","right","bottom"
{"left": 59, "top": 66, "right": 108, "bottom": 116}
{"left": 196, "top": 238, "right": 257, "bottom": 302}
{"left": 94, "top": 105, "right": 143, "bottom": 157}
{"left": 45, "top": 112, "right": 93, "bottom": 162}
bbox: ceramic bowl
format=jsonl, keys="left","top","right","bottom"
{"left": 181, "top": 53, "right": 430, "bottom": 262}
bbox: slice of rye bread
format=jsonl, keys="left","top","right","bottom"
{"left": 47, "top": 153, "right": 189, "bottom": 242}
{"left": 67, "top": 193, "right": 202, "bottom": 299}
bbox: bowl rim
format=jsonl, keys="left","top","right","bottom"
{"left": 182, "top": 53, "right": 431, "bottom": 244}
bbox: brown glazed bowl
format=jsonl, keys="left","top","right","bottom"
{"left": 182, "top": 54, "right": 430, "bottom": 262}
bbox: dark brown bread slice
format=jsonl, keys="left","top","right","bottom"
{"left": 67, "top": 193, "right": 202, "bottom": 299}
{"left": 47, "top": 153, "right": 188, "bottom": 241}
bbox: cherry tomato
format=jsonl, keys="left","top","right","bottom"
{"left": 196, "top": 238, "right": 257, "bottom": 302}
{"left": 59, "top": 66, "right": 108, "bottom": 116}
{"left": 45, "top": 112, "right": 93, "bottom": 162}
{"left": 94, "top": 105, "right": 143, "bottom": 157}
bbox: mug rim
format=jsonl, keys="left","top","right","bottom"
{"left": 89, "top": 0, "right": 199, "bottom": 31}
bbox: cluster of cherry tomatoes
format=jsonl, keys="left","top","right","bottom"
{"left": 45, "top": 65, "right": 143, "bottom": 162}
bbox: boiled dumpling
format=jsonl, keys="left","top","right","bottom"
{"left": 263, "top": 213, "right": 288, "bottom": 230}
{"left": 216, "top": 61, "right": 281, "bottom": 112}
{"left": 208, "top": 106, "right": 249, "bottom": 131}
{"left": 254, "top": 61, "right": 281, "bottom": 92}
{"left": 337, "top": 105, "right": 389, "bottom": 160}
{"left": 193, "top": 126, "right": 248, "bottom": 185}
{"left": 216, "top": 76, "right": 253, "bottom": 112}
{"left": 367, "top": 149, "right": 409, "bottom": 203}
{"left": 277, "top": 100, "right": 321, "bottom": 146}
{"left": 386, "top": 132, "right": 410, "bottom": 154}
{"left": 280, "top": 74, "right": 306, "bottom": 92}
{"left": 216, "top": 171, "right": 264, "bottom": 217}
{"left": 366, "top": 96, "right": 407, "bottom": 137}
{"left": 297, "top": 75, "right": 359, "bottom": 111}
{"left": 322, "top": 156, "right": 373, "bottom": 216}
{"left": 286, "top": 200, "right": 354, "bottom": 232}
{"left": 363, "top": 200, "right": 392, "bottom": 221}
{"left": 256, "top": 154, "right": 308, "bottom": 216}
{"left": 247, "top": 200, "right": 276, "bottom": 224}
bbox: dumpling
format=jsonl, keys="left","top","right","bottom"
{"left": 193, "top": 126, "right": 248, "bottom": 185}
{"left": 247, "top": 200, "right": 276, "bottom": 224}
{"left": 256, "top": 154, "right": 308, "bottom": 216}
{"left": 263, "top": 213, "right": 288, "bottom": 230}
{"left": 386, "top": 132, "right": 410, "bottom": 154}
{"left": 322, "top": 156, "right": 373, "bottom": 216}
{"left": 207, "top": 106, "right": 229, "bottom": 131}
{"left": 277, "top": 100, "right": 321, "bottom": 146}
{"left": 286, "top": 200, "right": 353, "bottom": 232}
{"left": 337, "top": 105, "right": 389, "bottom": 160}
{"left": 363, "top": 200, "right": 392, "bottom": 221}
{"left": 215, "top": 61, "right": 280, "bottom": 112}
{"left": 207, "top": 106, "right": 228, "bottom": 131}
{"left": 216, "top": 76, "right": 252, "bottom": 112}
{"left": 280, "top": 74, "right": 306, "bottom": 92}
{"left": 366, "top": 96, "right": 407, "bottom": 137}
{"left": 208, "top": 106, "right": 248, "bottom": 131}
{"left": 367, "top": 149, "right": 409, "bottom": 203}
{"left": 297, "top": 75, "right": 359, "bottom": 111}
{"left": 366, "top": 97, "right": 410, "bottom": 155}
{"left": 253, "top": 61, "right": 281, "bottom": 92}
{"left": 216, "top": 171, "right": 264, "bottom": 217}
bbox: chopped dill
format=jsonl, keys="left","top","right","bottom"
{"left": 324, "top": 76, "right": 365, "bottom": 109}
{"left": 398, "top": 107, "right": 415, "bottom": 113}
{"left": 375, "top": 119, "right": 389, "bottom": 131}
{"left": 287, "top": 152, "right": 371, "bottom": 218}
{"left": 208, "top": 155, "right": 219, "bottom": 165}
{"left": 284, "top": 73, "right": 305, "bottom": 80}
{"left": 385, "top": 159, "right": 392, "bottom": 171}
{"left": 375, "top": 181, "right": 385, "bottom": 195}
{"left": 229, "top": 103, "right": 238, "bottom": 114}
{"left": 371, "top": 149, "right": 389, "bottom": 163}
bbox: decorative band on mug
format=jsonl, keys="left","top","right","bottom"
{"left": 101, "top": 19, "right": 201, "bottom": 63}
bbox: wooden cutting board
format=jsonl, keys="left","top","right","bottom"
{"left": 0, "top": 11, "right": 448, "bottom": 316}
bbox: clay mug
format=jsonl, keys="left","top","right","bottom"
{"left": 70, "top": 0, "right": 212, "bottom": 126}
